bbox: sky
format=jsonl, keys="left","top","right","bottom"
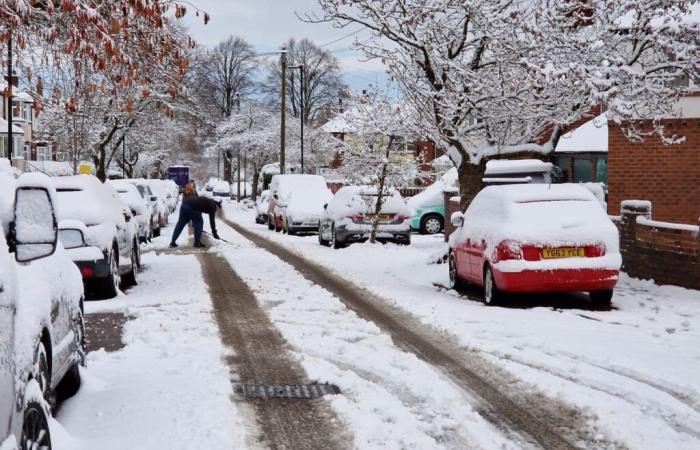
{"left": 180, "top": 0, "right": 389, "bottom": 91}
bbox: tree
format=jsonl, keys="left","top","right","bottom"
{"left": 262, "top": 38, "right": 348, "bottom": 124}
{"left": 334, "top": 90, "right": 418, "bottom": 243}
{"left": 310, "top": 1, "right": 700, "bottom": 208}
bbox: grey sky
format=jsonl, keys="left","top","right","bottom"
{"left": 181, "top": 0, "right": 388, "bottom": 90}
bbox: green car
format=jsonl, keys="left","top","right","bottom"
{"left": 408, "top": 168, "right": 457, "bottom": 234}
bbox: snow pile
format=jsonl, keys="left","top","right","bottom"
{"left": 286, "top": 187, "right": 332, "bottom": 220}
{"left": 326, "top": 186, "right": 410, "bottom": 220}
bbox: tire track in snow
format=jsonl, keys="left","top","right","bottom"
{"left": 221, "top": 216, "right": 603, "bottom": 450}
{"left": 197, "top": 250, "right": 352, "bottom": 450}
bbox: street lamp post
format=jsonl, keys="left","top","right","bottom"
{"left": 280, "top": 47, "right": 287, "bottom": 174}
{"left": 288, "top": 64, "right": 305, "bottom": 174}
{"left": 7, "top": 35, "right": 13, "bottom": 160}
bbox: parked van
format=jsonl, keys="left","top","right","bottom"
{"left": 1, "top": 170, "right": 85, "bottom": 450}
{"left": 267, "top": 175, "right": 330, "bottom": 233}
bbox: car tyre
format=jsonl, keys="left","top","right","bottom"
{"left": 590, "top": 289, "right": 613, "bottom": 308}
{"left": 274, "top": 215, "right": 282, "bottom": 232}
{"left": 20, "top": 399, "right": 52, "bottom": 450}
{"left": 134, "top": 239, "right": 141, "bottom": 268}
{"left": 153, "top": 226, "right": 161, "bottom": 238}
{"left": 267, "top": 215, "right": 275, "bottom": 230}
{"left": 448, "top": 252, "right": 464, "bottom": 290}
{"left": 421, "top": 214, "right": 444, "bottom": 235}
{"left": 34, "top": 343, "right": 51, "bottom": 406}
{"left": 483, "top": 266, "right": 501, "bottom": 306}
{"left": 121, "top": 248, "right": 138, "bottom": 288}
{"left": 56, "top": 309, "right": 84, "bottom": 400}
{"left": 331, "top": 225, "right": 344, "bottom": 249}
{"left": 99, "top": 252, "right": 120, "bottom": 299}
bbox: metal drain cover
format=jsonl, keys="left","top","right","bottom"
{"left": 237, "top": 384, "right": 340, "bottom": 399}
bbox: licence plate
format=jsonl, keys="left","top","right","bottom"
{"left": 365, "top": 214, "right": 393, "bottom": 222}
{"left": 542, "top": 247, "right": 585, "bottom": 259}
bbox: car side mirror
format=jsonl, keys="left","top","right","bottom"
{"left": 273, "top": 193, "right": 279, "bottom": 200}
{"left": 450, "top": 211, "right": 465, "bottom": 228}
{"left": 58, "top": 228, "right": 85, "bottom": 250}
{"left": 11, "top": 187, "right": 58, "bottom": 263}
{"left": 323, "top": 203, "right": 328, "bottom": 210}
{"left": 150, "top": 196, "right": 157, "bottom": 202}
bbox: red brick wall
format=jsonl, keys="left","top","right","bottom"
{"left": 608, "top": 119, "right": 700, "bottom": 224}
{"left": 616, "top": 201, "right": 699, "bottom": 290}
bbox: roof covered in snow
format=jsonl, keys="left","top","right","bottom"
{"left": 556, "top": 114, "right": 608, "bottom": 153}
{"left": 0, "top": 116, "right": 25, "bottom": 134}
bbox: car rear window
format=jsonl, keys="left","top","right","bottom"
{"left": 509, "top": 199, "right": 604, "bottom": 225}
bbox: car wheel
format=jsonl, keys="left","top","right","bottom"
{"left": 274, "top": 216, "right": 282, "bottom": 232}
{"left": 134, "top": 240, "right": 141, "bottom": 268}
{"left": 267, "top": 215, "right": 275, "bottom": 230}
{"left": 590, "top": 289, "right": 613, "bottom": 308}
{"left": 20, "top": 399, "right": 52, "bottom": 450}
{"left": 448, "top": 252, "right": 464, "bottom": 290}
{"left": 99, "top": 252, "right": 120, "bottom": 299}
{"left": 318, "top": 226, "right": 330, "bottom": 246}
{"left": 331, "top": 225, "right": 343, "bottom": 249}
{"left": 421, "top": 214, "right": 444, "bottom": 235}
{"left": 153, "top": 226, "right": 161, "bottom": 238}
{"left": 483, "top": 266, "right": 501, "bottom": 306}
{"left": 121, "top": 249, "right": 138, "bottom": 288}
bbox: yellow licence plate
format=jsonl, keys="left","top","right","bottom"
{"left": 542, "top": 247, "right": 585, "bottom": 259}
{"left": 365, "top": 214, "right": 393, "bottom": 221}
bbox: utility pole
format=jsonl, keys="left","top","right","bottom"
{"left": 7, "top": 35, "right": 13, "bottom": 160}
{"left": 289, "top": 65, "right": 305, "bottom": 173}
{"left": 235, "top": 92, "right": 241, "bottom": 201}
{"left": 280, "top": 46, "right": 287, "bottom": 174}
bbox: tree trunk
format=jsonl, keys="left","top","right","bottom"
{"left": 251, "top": 167, "right": 260, "bottom": 201}
{"left": 457, "top": 161, "right": 486, "bottom": 212}
{"left": 369, "top": 136, "right": 394, "bottom": 244}
{"left": 96, "top": 144, "right": 107, "bottom": 182}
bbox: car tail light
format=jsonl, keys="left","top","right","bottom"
{"left": 584, "top": 244, "right": 606, "bottom": 257}
{"left": 495, "top": 241, "right": 522, "bottom": 261}
{"left": 521, "top": 245, "right": 541, "bottom": 261}
{"left": 346, "top": 213, "right": 363, "bottom": 223}
{"left": 81, "top": 267, "right": 94, "bottom": 278}
{"left": 395, "top": 214, "right": 410, "bottom": 222}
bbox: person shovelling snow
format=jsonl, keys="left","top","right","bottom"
{"left": 170, "top": 196, "right": 222, "bottom": 248}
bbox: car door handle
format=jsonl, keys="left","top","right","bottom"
{"left": 51, "top": 302, "right": 60, "bottom": 323}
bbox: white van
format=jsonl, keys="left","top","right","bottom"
{"left": 1, "top": 170, "right": 85, "bottom": 450}
{"left": 266, "top": 175, "right": 331, "bottom": 234}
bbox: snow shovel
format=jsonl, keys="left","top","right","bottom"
{"left": 203, "top": 230, "right": 234, "bottom": 246}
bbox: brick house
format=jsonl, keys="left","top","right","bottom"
{"left": 607, "top": 95, "right": 700, "bottom": 224}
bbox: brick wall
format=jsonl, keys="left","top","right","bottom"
{"left": 616, "top": 201, "right": 699, "bottom": 290}
{"left": 608, "top": 118, "right": 700, "bottom": 224}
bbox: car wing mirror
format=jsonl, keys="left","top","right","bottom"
{"left": 58, "top": 228, "right": 85, "bottom": 250}
{"left": 450, "top": 211, "right": 465, "bottom": 228}
{"left": 323, "top": 203, "right": 328, "bottom": 210}
{"left": 11, "top": 187, "right": 58, "bottom": 263}
{"left": 150, "top": 195, "right": 158, "bottom": 202}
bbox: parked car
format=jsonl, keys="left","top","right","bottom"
{"left": 144, "top": 179, "right": 177, "bottom": 216}
{"left": 318, "top": 186, "right": 412, "bottom": 248}
{"left": 204, "top": 177, "right": 220, "bottom": 192}
{"left": 212, "top": 180, "right": 231, "bottom": 199}
{"left": 52, "top": 175, "right": 139, "bottom": 299}
{"left": 255, "top": 190, "right": 270, "bottom": 224}
{"left": 448, "top": 184, "right": 621, "bottom": 306}
{"left": 408, "top": 168, "right": 457, "bottom": 235}
{"left": 267, "top": 174, "right": 330, "bottom": 232}
{"left": 1, "top": 171, "right": 85, "bottom": 450}
{"left": 109, "top": 180, "right": 151, "bottom": 243}
{"left": 282, "top": 187, "right": 333, "bottom": 235}
{"left": 126, "top": 179, "right": 162, "bottom": 237}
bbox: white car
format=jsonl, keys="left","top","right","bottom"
{"left": 125, "top": 179, "right": 163, "bottom": 237}
{"left": 255, "top": 190, "right": 270, "bottom": 224}
{"left": 144, "top": 179, "right": 177, "bottom": 216}
{"left": 283, "top": 187, "right": 333, "bottom": 235}
{"left": 212, "top": 180, "right": 231, "bottom": 199}
{"left": 52, "top": 175, "right": 139, "bottom": 299}
{"left": 267, "top": 174, "right": 330, "bottom": 233}
{"left": 1, "top": 171, "right": 85, "bottom": 450}
{"left": 318, "top": 186, "right": 411, "bottom": 248}
{"left": 205, "top": 177, "right": 220, "bottom": 192}
{"left": 109, "top": 180, "right": 151, "bottom": 243}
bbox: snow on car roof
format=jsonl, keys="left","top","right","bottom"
{"left": 484, "top": 159, "right": 553, "bottom": 175}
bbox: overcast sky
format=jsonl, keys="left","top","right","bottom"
{"left": 181, "top": 0, "right": 388, "bottom": 90}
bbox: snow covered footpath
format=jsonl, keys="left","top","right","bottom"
{"left": 224, "top": 203, "right": 700, "bottom": 450}
{"left": 212, "top": 217, "right": 518, "bottom": 450}
{"left": 52, "top": 232, "right": 247, "bottom": 450}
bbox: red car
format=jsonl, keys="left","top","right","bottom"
{"left": 448, "top": 184, "right": 621, "bottom": 306}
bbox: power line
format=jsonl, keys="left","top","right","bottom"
{"left": 319, "top": 28, "right": 364, "bottom": 48}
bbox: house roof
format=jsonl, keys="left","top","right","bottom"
{"left": 555, "top": 113, "right": 608, "bottom": 153}
{"left": 0, "top": 116, "right": 26, "bottom": 135}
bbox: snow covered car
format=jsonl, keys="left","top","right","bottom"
{"left": 283, "top": 187, "right": 333, "bottom": 235}
{"left": 204, "top": 177, "right": 220, "bottom": 192}
{"left": 52, "top": 175, "right": 139, "bottom": 299}
{"left": 109, "top": 180, "right": 151, "bottom": 243}
{"left": 408, "top": 168, "right": 457, "bottom": 234}
{"left": 318, "top": 186, "right": 412, "bottom": 248}
{"left": 267, "top": 174, "right": 329, "bottom": 232}
{"left": 255, "top": 190, "right": 270, "bottom": 224}
{"left": 126, "top": 179, "right": 162, "bottom": 237}
{"left": 144, "top": 179, "right": 177, "bottom": 216}
{"left": 1, "top": 172, "right": 85, "bottom": 450}
{"left": 448, "top": 184, "right": 621, "bottom": 306}
{"left": 211, "top": 181, "right": 231, "bottom": 199}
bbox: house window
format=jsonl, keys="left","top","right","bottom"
{"left": 0, "top": 137, "right": 6, "bottom": 158}
{"left": 23, "top": 143, "right": 30, "bottom": 160}
{"left": 596, "top": 156, "right": 608, "bottom": 187}
{"left": 12, "top": 101, "right": 21, "bottom": 120}
{"left": 572, "top": 157, "right": 594, "bottom": 183}
{"left": 22, "top": 104, "right": 31, "bottom": 121}
{"left": 37, "top": 145, "right": 50, "bottom": 161}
